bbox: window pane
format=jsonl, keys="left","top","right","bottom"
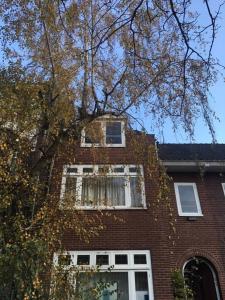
{"left": 64, "top": 177, "right": 77, "bottom": 202}
{"left": 113, "top": 167, "right": 124, "bottom": 173}
{"left": 129, "top": 167, "right": 138, "bottom": 173}
{"left": 81, "top": 177, "right": 125, "bottom": 206}
{"left": 115, "top": 255, "right": 127, "bottom": 264}
{"left": 85, "top": 122, "right": 102, "bottom": 144}
{"left": 96, "top": 255, "right": 109, "bottom": 265}
{"left": 99, "top": 167, "right": 109, "bottom": 174}
{"left": 67, "top": 167, "right": 77, "bottom": 173}
{"left": 76, "top": 272, "right": 129, "bottom": 300}
{"left": 106, "top": 122, "right": 122, "bottom": 144}
{"left": 77, "top": 255, "right": 90, "bottom": 265}
{"left": 178, "top": 185, "right": 198, "bottom": 213}
{"left": 135, "top": 272, "right": 149, "bottom": 299}
{"left": 134, "top": 255, "right": 147, "bottom": 264}
{"left": 130, "top": 177, "right": 143, "bottom": 207}
{"left": 58, "top": 255, "right": 71, "bottom": 266}
{"left": 83, "top": 168, "right": 93, "bottom": 173}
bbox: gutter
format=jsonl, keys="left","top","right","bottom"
{"left": 160, "top": 160, "right": 225, "bottom": 172}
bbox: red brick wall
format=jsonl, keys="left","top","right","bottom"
{"left": 168, "top": 172, "right": 225, "bottom": 299}
{"left": 50, "top": 135, "right": 225, "bottom": 299}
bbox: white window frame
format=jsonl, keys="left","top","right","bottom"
{"left": 81, "top": 119, "right": 126, "bottom": 147}
{"left": 174, "top": 182, "right": 203, "bottom": 216}
{"left": 53, "top": 250, "right": 154, "bottom": 300}
{"left": 60, "top": 164, "right": 146, "bottom": 209}
{"left": 222, "top": 183, "right": 225, "bottom": 196}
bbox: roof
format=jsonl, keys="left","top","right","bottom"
{"left": 158, "top": 143, "right": 225, "bottom": 161}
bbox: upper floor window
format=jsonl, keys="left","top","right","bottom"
{"left": 81, "top": 119, "right": 125, "bottom": 147}
{"left": 60, "top": 165, "right": 145, "bottom": 209}
{"left": 174, "top": 183, "right": 202, "bottom": 216}
{"left": 222, "top": 183, "right": 225, "bottom": 196}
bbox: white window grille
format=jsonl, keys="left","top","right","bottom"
{"left": 53, "top": 250, "right": 154, "bottom": 300}
{"left": 81, "top": 120, "right": 126, "bottom": 147}
{"left": 60, "top": 165, "right": 146, "bottom": 209}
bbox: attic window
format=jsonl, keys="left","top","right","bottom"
{"left": 106, "top": 122, "right": 122, "bottom": 144}
{"left": 84, "top": 122, "right": 102, "bottom": 144}
{"left": 81, "top": 119, "right": 125, "bottom": 147}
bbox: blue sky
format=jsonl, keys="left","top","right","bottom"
{"left": 1, "top": 2, "right": 224, "bottom": 144}
{"left": 142, "top": 1, "right": 225, "bottom": 144}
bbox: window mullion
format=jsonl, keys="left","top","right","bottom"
{"left": 60, "top": 176, "right": 67, "bottom": 200}
{"left": 126, "top": 177, "right": 131, "bottom": 207}
{"left": 76, "top": 177, "right": 82, "bottom": 205}
{"left": 141, "top": 176, "right": 146, "bottom": 207}
{"left": 102, "top": 121, "right": 106, "bottom": 146}
{"left": 129, "top": 271, "right": 136, "bottom": 300}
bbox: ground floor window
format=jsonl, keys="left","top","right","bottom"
{"left": 53, "top": 250, "right": 154, "bottom": 300}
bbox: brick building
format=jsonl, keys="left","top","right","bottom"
{"left": 52, "top": 116, "right": 225, "bottom": 299}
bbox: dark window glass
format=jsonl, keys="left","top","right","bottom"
{"left": 58, "top": 255, "right": 71, "bottom": 266}
{"left": 135, "top": 272, "right": 148, "bottom": 291}
{"left": 96, "top": 255, "right": 109, "bottom": 265}
{"left": 129, "top": 167, "right": 138, "bottom": 173}
{"left": 115, "top": 254, "right": 128, "bottom": 264}
{"left": 67, "top": 167, "right": 78, "bottom": 173}
{"left": 134, "top": 254, "right": 147, "bottom": 264}
{"left": 106, "top": 122, "right": 122, "bottom": 144}
{"left": 113, "top": 167, "right": 124, "bottom": 173}
{"left": 77, "top": 255, "right": 90, "bottom": 265}
{"left": 83, "top": 168, "right": 93, "bottom": 173}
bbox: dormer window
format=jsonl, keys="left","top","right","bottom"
{"left": 81, "top": 118, "right": 125, "bottom": 147}
{"left": 84, "top": 122, "right": 102, "bottom": 144}
{"left": 106, "top": 121, "right": 122, "bottom": 144}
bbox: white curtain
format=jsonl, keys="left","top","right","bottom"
{"left": 81, "top": 177, "right": 125, "bottom": 206}
{"left": 130, "top": 177, "right": 142, "bottom": 207}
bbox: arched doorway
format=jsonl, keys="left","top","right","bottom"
{"left": 183, "top": 257, "right": 221, "bottom": 300}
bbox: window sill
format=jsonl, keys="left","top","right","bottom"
{"left": 60, "top": 206, "right": 148, "bottom": 211}
{"left": 80, "top": 143, "right": 126, "bottom": 148}
{"left": 178, "top": 213, "right": 203, "bottom": 217}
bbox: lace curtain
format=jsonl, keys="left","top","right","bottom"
{"left": 81, "top": 177, "right": 125, "bottom": 206}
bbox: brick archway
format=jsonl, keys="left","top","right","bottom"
{"left": 176, "top": 248, "right": 223, "bottom": 276}
{"left": 176, "top": 249, "right": 223, "bottom": 300}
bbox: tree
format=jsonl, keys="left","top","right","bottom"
{"left": 0, "top": 0, "right": 223, "bottom": 299}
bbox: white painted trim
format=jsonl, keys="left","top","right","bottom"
{"left": 81, "top": 120, "right": 126, "bottom": 148}
{"left": 54, "top": 250, "right": 154, "bottom": 300}
{"left": 60, "top": 164, "right": 146, "bottom": 209}
{"left": 162, "top": 161, "right": 225, "bottom": 167}
{"left": 222, "top": 183, "right": 225, "bottom": 196}
{"left": 129, "top": 271, "right": 135, "bottom": 300}
{"left": 174, "top": 183, "right": 203, "bottom": 217}
{"left": 161, "top": 160, "right": 225, "bottom": 172}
